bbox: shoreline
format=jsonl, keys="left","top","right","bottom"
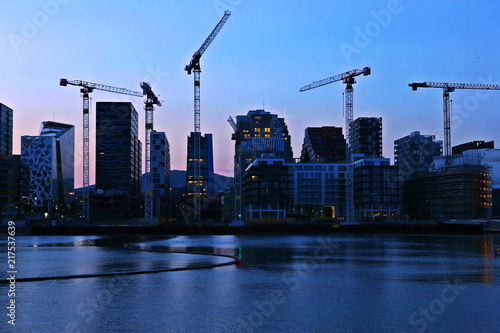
{"left": 24, "top": 222, "right": 488, "bottom": 236}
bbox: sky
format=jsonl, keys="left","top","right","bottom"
{"left": 1, "top": 0, "right": 500, "bottom": 187}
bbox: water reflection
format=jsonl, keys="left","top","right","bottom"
{"left": 9, "top": 234, "right": 500, "bottom": 333}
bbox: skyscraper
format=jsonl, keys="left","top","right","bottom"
{"left": 151, "top": 131, "right": 170, "bottom": 196}
{"left": 236, "top": 109, "right": 293, "bottom": 170}
{"left": 300, "top": 126, "right": 346, "bottom": 163}
{"left": 96, "top": 102, "right": 141, "bottom": 195}
{"left": 0, "top": 155, "right": 30, "bottom": 214}
{"left": 0, "top": 103, "right": 13, "bottom": 157}
{"left": 21, "top": 121, "right": 74, "bottom": 208}
{"left": 351, "top": 117, "right": 382, "bottom": 158}
{"left": 186, "top": 132, "right": 214, "bottom": 196}
{"left": 394, "top": 131, "right": 443, "bottom": 175}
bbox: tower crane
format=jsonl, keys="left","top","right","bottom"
{"left": 60, "top": 79, "right": 160, "bottom": 221}
{"left": 140, "top": 82, "right": 162, "bottom": 219}
{"left": 185, "top": 10, "right": 231, "bottom": 222}
{"left": 227, "top": 116, "right": 241, "bottom": 221}
{"left": 409, "top": 81, "right": 500, "bottom": 166}
{"left": 300, "top": 67, "right": 371, "bottom": 224}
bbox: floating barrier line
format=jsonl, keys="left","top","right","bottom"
{"left": 2, "top": 237, "right": 239, "bottom": 283}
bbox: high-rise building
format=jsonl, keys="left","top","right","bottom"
{"left": 241, "top": 157, "right": 399, "bottom": 221}
{"left": 0, "top": 103, "right": 13, "bottom": 156}
{"left": 300, "top": 126, "right": 346, "bottom": 163}
{"left": 21, "top": 121, "right": 75, "bottom": 208}
{"left": 241, "top": 158, "right": 292, "bottom": 219}
{"left": 96, "top": 102, "right": 141, "bottom": 195}
{"left": 394, "top": 131, "right": 443, "bottom": 175}
{"left": 351, "top": 117, "right": 382, "bottom": 158}
{"left": 186, "top": 132, "right": 214, "bottom": 196}
{"left": 0, "top": 155, "right": 30, "bottom": 215}
{"left": 151, "top": 131, "right": 170, "bottom": 196}
{"left": 236, "top": 109, "right": 293, "bottom": 170}
{"left": 353, "top": 158, "right": 399, "bottom": 219}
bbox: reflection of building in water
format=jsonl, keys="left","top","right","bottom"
{"left": 478, "top": 237, "right": 495, "bottom": 284}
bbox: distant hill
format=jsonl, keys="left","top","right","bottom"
{"left": 170, "top": 170, "right": 233, "bottom": 192}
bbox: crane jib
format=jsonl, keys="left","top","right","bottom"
{"left": 299, "top": 67, "right": 371, "bottom": 92}
{"left": 409, "top": 82, "right": 500, "bottom": 90}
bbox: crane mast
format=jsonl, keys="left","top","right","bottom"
{"left": 409, "top": 81, "right": 500, "bottom": 166}
{"left": 82, "top": 90, "right": 90, "bottom": 221}
{"left": 141, "top": 82, "right": 162, "bottom": 220}
{"left": 228, "top": 116, "right": 242, "bottom": 221}
{"left": 60, "top": 79, "right": 150, "bottom": 222}
{"left": 300, "top": 67, "right": 371, "bottom": 224}
{"left": 185, "top": 10, "right": 231, "bottom": 222}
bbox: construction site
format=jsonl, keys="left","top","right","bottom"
{"left": 2, "top": 6, "right": 500, "bottom": 228}
{"left": 403, "top": 165, "right": 492, "bottom": 220}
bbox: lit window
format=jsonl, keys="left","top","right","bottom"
{"left": 254, "top": 128, "right": 260, "bottom": 133}
{"left": 265, "top": 128, "right": 271, "bottom": 133}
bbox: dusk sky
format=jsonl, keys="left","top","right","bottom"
{"left": 2, "top": 0, "right": 500, "bottom": 187}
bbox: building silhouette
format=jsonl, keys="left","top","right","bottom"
{"left": 432, "top": 145, "right": 499, "bottom": 218}
{"left": 394, "top": 131, "right": 443, "bottom": 175}
{"left": 0, "top": 155, "right": 30, "bottom": 215}
{"left": 96, "top": 102, "right": 141, "bottom": 195}
{"left": 351, "top": 117, "right": 382, "bottom": 158}
{"left": 353, "top": 157, "right": 399, "bottom": 219}
{"left": 403, "top": 165, "right": 490, "bottom": 219}
{"left": 241, "top": 157, "right": 399, "bottom": 221}
{"left": 150, "top": 131, "right": 171, "bottom": 217}
{"left": 236, "top": 109, "right": 293, "bottom": 170}
{"left": 300, "top": 126, "right": 346, "bottom": 163}
{"left": 242, "top": 158, "right": 292, "bottom": 219}
{"left": 289, "top": 162, "right": 346, "bottom": 218}
{"left": 452, "top": 140, "right": 494, "bottom": 155}
{"left": 0, "top": 103, "right": 13, "bottom": 157}
{"left": 186, "top": 132, "right": 214, "bottom": 196}
{"left": 151, "top": 131, "right": 170, "bottom": 196}
{"left": 21, "top": 121, "right": 75, "bottom": 209}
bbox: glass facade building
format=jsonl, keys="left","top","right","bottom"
{"left": 96, "top": 102, "right": 141, "bottom": 195}
{"left": 21, "top": 121, "right": 75, "bottom": 207}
